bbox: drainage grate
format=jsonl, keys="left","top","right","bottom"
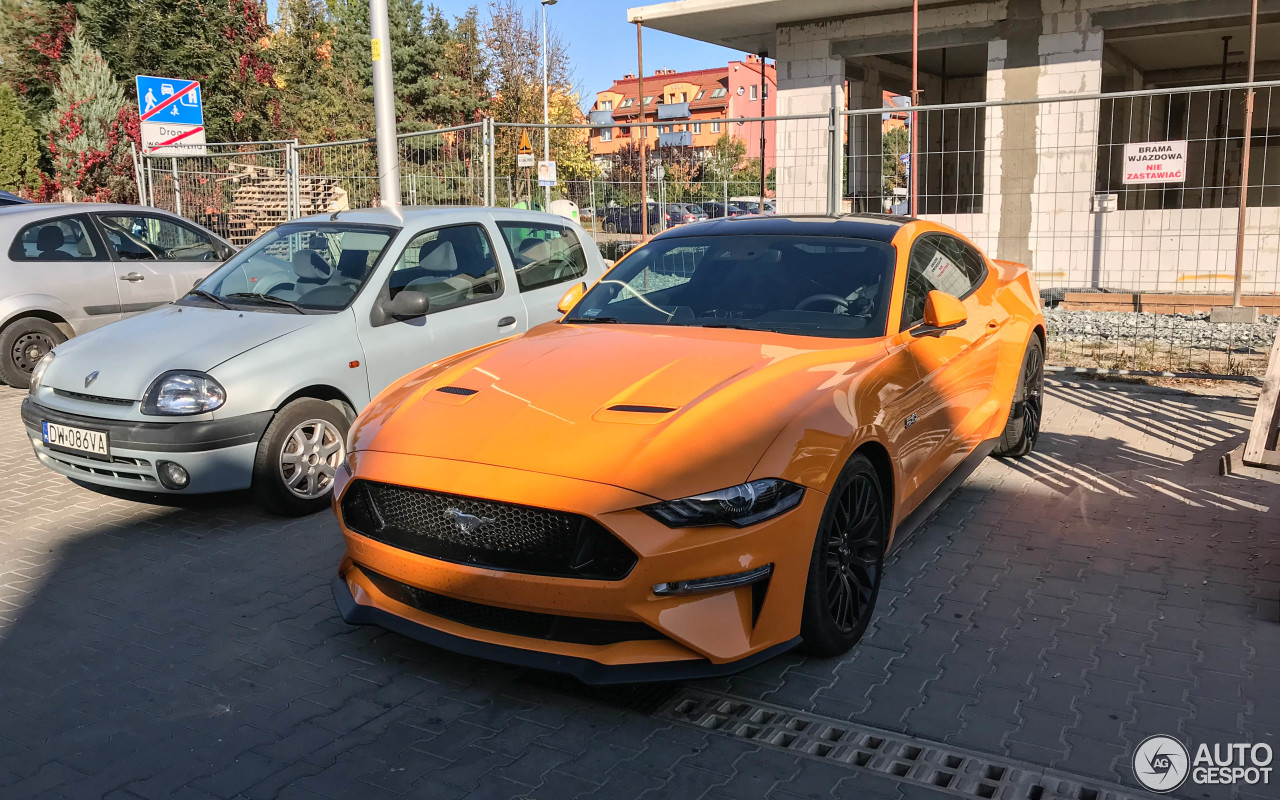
{"left": 657, "top": 689, "right": 1144, "bottom": 800}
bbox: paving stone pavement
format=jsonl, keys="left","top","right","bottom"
{"left": 0, "top": 380, "right": 1276, "bottom": 800}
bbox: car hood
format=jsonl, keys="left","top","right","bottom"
{"left": 353, "top": 323, "right": 886, "bottom": 500}
{"left": 43, "top": 304, "right": 316, "bottom": 400}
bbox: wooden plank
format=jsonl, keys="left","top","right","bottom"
{"left": 1243, "top": 328, "right": 1280, "bottom": 468}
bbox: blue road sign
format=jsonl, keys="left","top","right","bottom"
{"left": 135, "top": 76, "right": 203, "bottom": 126}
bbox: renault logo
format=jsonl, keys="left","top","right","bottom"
{"left": 444, "top": 508, "right": 494, "bottom": 535}
{"left": 84, "top": 371, "right": 99, "bottom": 389}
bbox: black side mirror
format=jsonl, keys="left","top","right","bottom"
{"left": 382, "top": 290, "right": 430, "bottom": 319}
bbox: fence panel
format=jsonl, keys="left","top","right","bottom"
{"left": 142, "top": 143, "right": 291, "bottom": 247}
{"left": 843, "top": 83, "right": 1280, "bottom": 377}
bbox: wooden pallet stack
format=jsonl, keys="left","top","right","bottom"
{"left": 221, "top": 163, "right": 349, "bottom": 246}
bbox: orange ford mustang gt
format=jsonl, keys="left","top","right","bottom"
{"left": 331, "top": 215, "right": 1046, "bottom": 683}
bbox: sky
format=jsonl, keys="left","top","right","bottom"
{"left": 268, "top": 0, "right": 743, "bottom": 107}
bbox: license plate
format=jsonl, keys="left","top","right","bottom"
{"left": 42, "top": 421, "right": 109, "bottom": 459}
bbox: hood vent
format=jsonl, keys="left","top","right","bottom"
{"left": 436, "top": 386, "right": 478, "bottom": 397}
{"left": 606, "top": 404, "right": 675, "bottom": 414}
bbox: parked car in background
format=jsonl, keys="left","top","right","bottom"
{"left": 23, "top": 208, "right": 606, "bottom": 515}
{"left": 701, "top": 201, "right": 747, "bottom": 219}
{"left": 675, "top": 203, "right": 710, "bottom": 223}
{"left": 331, "top": 214, "right": 1046, "bottom": 682}
{"left": 732, "top": 200, "right": 777, "bottom": 215}
{"left": 0, "top": 190, "right": 31, "bottom": 207}
{"left": 0, "top": 203, "right": 234, "bottom": 388}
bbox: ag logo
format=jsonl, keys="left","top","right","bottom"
{"left": 84, "top": 370, "right": 99, "bottom": 388}
{"left": 1134, "top": 735, "right": 1189, "bottom": 793}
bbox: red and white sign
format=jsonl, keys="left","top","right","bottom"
{"left": 141, "top": 122, "right": 206, "bottom": 155}
{"left": 1123, "top": 140, "right": 1187, "bottom": 184}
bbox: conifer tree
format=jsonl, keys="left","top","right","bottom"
{"left": 0, "top": 83, "right": 43, "bottom": 193}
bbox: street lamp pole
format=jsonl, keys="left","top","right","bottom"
{"left": 370, "top": 0, "right": 400, "bottom": 207}
{"left": 542, "top": 0, "right": 557, "bottom": 209}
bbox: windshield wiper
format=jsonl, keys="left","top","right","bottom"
{"left": 695, "top": 321, "right": 758, "bottom": 330}
{"left": 187, "top": 288, "right": 233, "bottom": 310}
{"left": 565, "top": 315, "right": 623, "bottom": 324}
{"left": 225, "top": 293, "right": 306, "bottom": 314}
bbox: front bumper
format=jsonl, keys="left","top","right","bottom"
{"left": 333, "top": 450, "right": 827, "bottom": 682}
{"left": 22, "top": 398, "right": 271, "bottom": 493}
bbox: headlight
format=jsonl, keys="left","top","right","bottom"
{"left": 141, "top": 371, "right": 226, "bottom": 415}
{"left": 641, "top": 478, "right": 805, "bottom": 528}
{"left": 29, "top": 351, "right": 54, "bottom": 394}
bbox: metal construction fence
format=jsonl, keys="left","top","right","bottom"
{"left": 138, "top": 81, "right": 1280, "bottom": 377}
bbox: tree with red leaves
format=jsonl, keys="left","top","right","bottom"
{"left": 44, "top": 23, "right": 138, "bottom": 201}
{"left": 0, "top": 0, "right": 76, "bottom": 118}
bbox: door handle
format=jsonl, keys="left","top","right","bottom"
{"left": 119, "top": 272, "right": 145, "bottom": 282}
{"left": 497, "top": 316, "right": 517, "bottom": 328}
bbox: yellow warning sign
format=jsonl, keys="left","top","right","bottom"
{"left": 517, "top": 129, "right": 533, "bottom": 156}
{"left": 371, "top": 38, "right": 382, "bottom": 62}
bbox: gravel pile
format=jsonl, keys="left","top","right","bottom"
{"left": 1044, "top": 307, "right": 1279, "bottom": 352}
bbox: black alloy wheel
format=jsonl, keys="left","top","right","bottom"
{"left": 800, "top": 453, "right": 888, "bottom": 656}
{"left": 993, "top": 337, "right": 1045, "bottom": 458}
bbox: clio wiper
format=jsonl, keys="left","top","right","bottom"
{"left": 225, "top": 293, "right": 306, "bottom": 314}
{"left": 187, "top": 289, "right": 233, "bottom": 310}
{"left": 565, "top": 315, "right": 623, "bottom": 324}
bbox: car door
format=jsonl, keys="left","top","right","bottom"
{"left": 494, "top": 218, "right": 594, "bottom": 322}
{"left": 358, "top": 222, "right": 528, "bottom": 395}
{"left": 7, "top": 214, "right": 121, "bottom": 333}
{"left": 887, "top": 233, "right": 995, "bottom": 509}
{"left": 93, "top": 212, "right": 226, "bottom": 314}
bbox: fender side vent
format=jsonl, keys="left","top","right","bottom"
{"left": 436, "top": 386, "right": 478, "bottom": 396}
{"left": 607, "top": 404, "right": 675, "bottom": 414}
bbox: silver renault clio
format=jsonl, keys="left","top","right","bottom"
{"left": 23, "top": 207, "right": 604, "bottom": 515}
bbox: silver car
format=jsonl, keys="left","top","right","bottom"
{"left": 23, "top": 207, "right": 605, "bottom": 514}
{"left": 0, "top": 203, "right": 234, "bottom": 387}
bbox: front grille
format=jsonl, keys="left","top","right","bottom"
{"left": 361, "top": 567, "right": 664, "bottom": 646}
{"left": 53, "top": 389, "right": 135, "bottom": 406}
{"left": 341, "top": 480, "right": 637, "bottom": 580}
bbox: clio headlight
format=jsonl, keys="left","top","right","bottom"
{"left": 641, "top": 479, "right": 805, "bottom": 528}
{"left": 29, "top": 351, "right": 54, "bottom": 394}
{"left": 141, "top": 371, "right": 226, "bottom": 415}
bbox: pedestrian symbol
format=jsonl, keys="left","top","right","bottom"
{"left": 143, "top": 87, "right": 158, "bottom": 114}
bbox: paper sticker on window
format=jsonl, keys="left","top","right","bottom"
{"left": 922, "top": 250, "right": 969, "bottom": 297}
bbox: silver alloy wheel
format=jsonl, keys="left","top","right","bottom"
{"left": 277, "top": 418, "right": 345, "bottom": 500}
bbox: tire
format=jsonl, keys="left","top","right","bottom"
{"left": 799, "top": 453, "right": 890, "bottom": 657}
{"left": 251, "top": 398, "right": 350, "bottom": 516}
{"left": 992, "top": 336, "right": 1045, "bottom": 459}
{"left": 0, "top": 317, "right": 66, "bottom": 389}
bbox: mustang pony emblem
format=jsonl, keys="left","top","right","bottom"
{"left": 84, "top": 371, "right": 99, "bottom": 389}
{"left": 444, "top": 508, "right": 494, "bottom": 535}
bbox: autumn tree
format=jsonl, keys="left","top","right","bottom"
{"left": 0, "top": 0, "right": 75, "bottom": 120}
{"left": 44, "top": 23, "right": 137, "bottom": 201}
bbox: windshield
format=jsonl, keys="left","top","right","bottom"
{"left": 563, "top": 234, "right": 895, "bottom": 338}
{"left": 186, "top": 222, "right": 396, "bottom": 313}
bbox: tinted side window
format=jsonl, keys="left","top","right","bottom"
{"left": 12, "top": 217, "right": 99, "bottom": 261}
{"left": 901, "top": 234, "right": 979, "bottom": 330}
{"left": 497, "top": 221, "right": 588, "bottom": 292}
{"left": 98, "top": 215, "right": 218, "bottom": 261}
{"left": 935, "top": 236, "right": 987, "bottom": 290}
{"left": 388, "top": 224, "right": 501, "bottom": 312}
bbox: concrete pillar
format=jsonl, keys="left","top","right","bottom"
{"left": 845, "top": 64, "right": 883, "bottom": 212}
{"left": 775, "top": 33, "right": 846, "bottom": 214}
{"left": 985, "top": 0, "right": 1102, "bottom": 280}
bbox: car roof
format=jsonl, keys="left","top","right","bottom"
{"left": 0, "top": 202, "right": 176, "bottom": 221}
{"left": 290, "top": 206, "right": 581, "bottom": 229}
{"left": 657, "top": 213, "right": 911, "bottom": 243}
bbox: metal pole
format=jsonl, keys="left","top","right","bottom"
{"left": 171, "top": 157, "right": 182, "bottom": 217}
{"left": 1233, "top": 0, "right": 1258, "bottom": 308}
{"left": 370, "top": 0, "right": 401, "bottom": 206}
{"left": 759, "top": 53, "right": 767, "bottom": 211}
{"left": 909, "top": 0, "right": 920, "bottom": 216}
{"left": 542, "top": 0, "right": 554, "bottom": 208}
{"left": 130, "top": 142, "right": 145, "bottom": 205}
{"left": 637, "top": 20, "right": 648, "bottom": 239}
